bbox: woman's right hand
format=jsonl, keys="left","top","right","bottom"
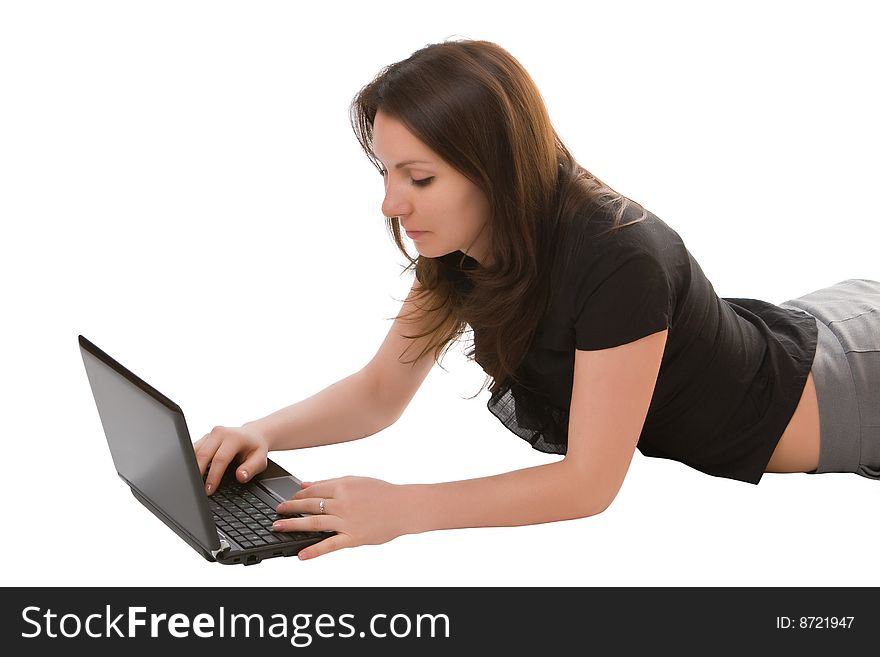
{"left": 193, "top": 424, "right": 270, "bottom": 495}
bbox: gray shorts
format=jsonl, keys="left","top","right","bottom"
{"left": 779, "top": 279, "right": 880, "bottom": 479}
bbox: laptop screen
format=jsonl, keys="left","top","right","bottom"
{"left": 78, "top": 336, "right": 218, "bottom": 551}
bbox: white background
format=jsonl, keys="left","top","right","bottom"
{"left": 2, "top": 0, "right": 877, "bottom": 587}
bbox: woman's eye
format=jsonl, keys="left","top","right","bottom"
{"left": 377, "top": 167, "right": 432, "bottom": 187}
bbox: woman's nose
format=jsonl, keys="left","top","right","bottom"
{"left": 381, "top": 185, "right": 412, "bottom": 219}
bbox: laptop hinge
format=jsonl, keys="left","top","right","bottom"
{"left": 211, "top": 537, "right": 231, "bottom": 559}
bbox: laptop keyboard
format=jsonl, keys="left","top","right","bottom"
{"left": 207, "top": 480, "right": 327, "bottom": 549}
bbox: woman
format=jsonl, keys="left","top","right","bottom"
{"left": 194, "top": 39, "right": 880, "bottom": 561}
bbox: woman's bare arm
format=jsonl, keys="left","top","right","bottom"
{"left": 243, "top": 369, "right": 395, "bottom": 451}
{"left": 243, "top": 282, "right": 436, "bottom": 451}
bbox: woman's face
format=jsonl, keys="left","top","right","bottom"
{"left": 372, "top": 109, "right": 492, "bottom": 265}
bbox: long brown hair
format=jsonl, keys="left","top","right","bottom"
{"left": 350, "top": 39, "right": 647, "bottom": 398}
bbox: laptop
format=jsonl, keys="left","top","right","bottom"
{"left": 78, "top": 334, "right": 333, "bottom": 566}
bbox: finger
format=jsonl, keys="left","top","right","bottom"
{"left": 292, "top": 481, "right": 332, "bottom": 500}
{"left": 277, "top": 496, "right": 331, "bottom": 516}
{"left": 204, "top": 445, "right": 237, "bottom": 495}
{"left": 298, "top": 534, "right": 349, "bottom": 561}
{"left": 193, "top": 434, "right": 221, "bottom": 476}
{"left": 272, "top": 513, "right": 335, "bottom": 534}
{"left": 235, "top": 452, "right": 268, "bottom": 483}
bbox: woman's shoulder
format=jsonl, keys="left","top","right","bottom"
{"left": 558, "top": 200, "right": 682, "bottom": 272}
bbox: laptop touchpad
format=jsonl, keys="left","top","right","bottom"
{"left": 258, "top": 476, "right": 300, "bottom": 502}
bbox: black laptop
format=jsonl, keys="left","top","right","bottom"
{"left": 78, "top": 334, "right": 332, "bottom": 565}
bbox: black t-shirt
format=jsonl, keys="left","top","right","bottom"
{"left": 431, "top": 202, "right": 818, "bottom": 485}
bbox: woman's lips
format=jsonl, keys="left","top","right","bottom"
{"left": 405, "top": 230, "right": 428, "bottom": 240}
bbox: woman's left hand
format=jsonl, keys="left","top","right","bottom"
{"left": 273, "top": 476, "right": 413, "bottom": 561}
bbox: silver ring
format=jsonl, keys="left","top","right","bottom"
{"left": 318, "top": 498, "right": 326, "bottom": 515}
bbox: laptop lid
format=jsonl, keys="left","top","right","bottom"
{"left": 78, "top": 334, "right": 220, "bottom": 554}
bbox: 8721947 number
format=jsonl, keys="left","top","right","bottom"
{"left": 776, "top": 616, "right": 854, "bottom": 629}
